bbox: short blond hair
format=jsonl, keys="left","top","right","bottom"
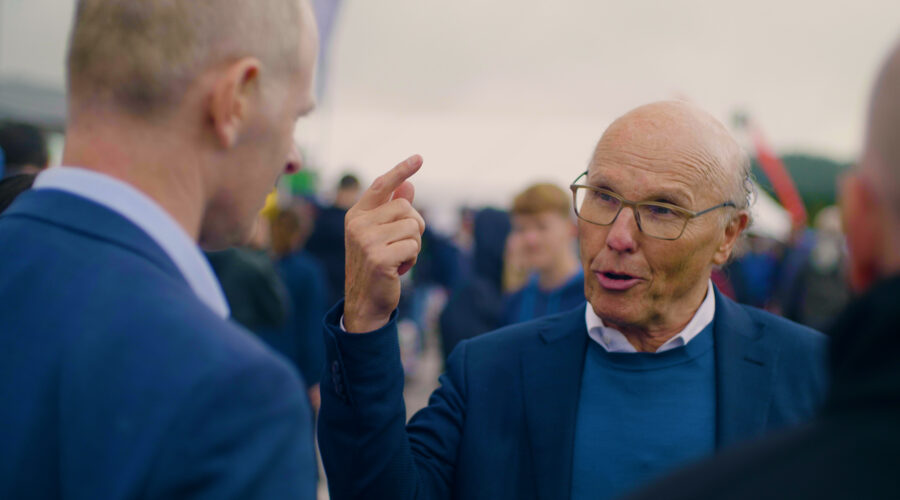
{"left": 67, "top": 0, "right": 304, "bottom": 116}
{"left": 511, "top": 183, "right": 571, "bottom": 217}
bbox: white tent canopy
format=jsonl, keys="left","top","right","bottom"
{"left": 746, "top": 183, "right": 792, "bottom": 242}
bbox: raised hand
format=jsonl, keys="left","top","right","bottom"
{"left": 343, "top": 155, "right": 425, "bottom": 333}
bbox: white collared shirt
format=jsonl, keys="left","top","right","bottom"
{"left": 34, "top": 166, "right": 230, "bottom": 319}
{"left": 585, "top": 280, "right": 715, "bottom": 353}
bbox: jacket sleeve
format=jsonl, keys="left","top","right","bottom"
{"left": 318, "top": 300, "right": 468, "bottom": 500}
{"left": 142, "top": 353, "right": 317, "bottom": 500}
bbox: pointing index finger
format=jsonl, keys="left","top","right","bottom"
{"left": 357, "top": 155, "right": 423, "bottom": 211}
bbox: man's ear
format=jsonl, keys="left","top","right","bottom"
{"left": 841, "top": 174, "right": 883, "bottom": 291}
{"left": 208, "top": 58, "right": 262, "bottom": 149}
{"left": 712, "top": 210, "right": 750, "bottom": 266}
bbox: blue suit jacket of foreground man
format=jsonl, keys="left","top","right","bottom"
{"left": 0, "top": 189, "right": 316, "bottom": 499}
{"left": 0, "top": 0, "right": 321, "bottom": 497}
{"left": 318, "top": 288, "right": 826, "bottom": 500}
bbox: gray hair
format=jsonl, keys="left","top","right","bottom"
{"left": 67, "top": 0, "right": 304, "bottom": 116}
{"left": 732, "top": 148, "right": 756, "bottom": 211}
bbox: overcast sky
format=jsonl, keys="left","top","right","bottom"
{"left": 1, "top": 0, "right": 898, "bottom": 218}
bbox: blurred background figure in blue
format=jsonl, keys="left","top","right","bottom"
{"left": 777, "top": 205, "right": 852, "bottom": 331}
{"left": 0, "top": 121, "right": 49, "bottom": 178}
{"left": 502, "top": 182, "right": 585, "bottom": 326}
{"left": 306, "top": 173, "right": 360, "bottom": 306}
{"left": 0, "top": 172, "right": 34, "bottom": 214}
{"left": 269, "top": 198, "right": 330, "bottom": 410}
{"left": 439, "top": 207, "right": 511, "bottom": 359}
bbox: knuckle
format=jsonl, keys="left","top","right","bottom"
{"left": 370, "top": 176, "right": 386, "bottom": 192}
{"left": 394, "top": 198, "right": 412, "bottom": 212}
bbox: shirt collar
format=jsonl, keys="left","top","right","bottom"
{"left": 34, "top": 166, "right": 230, "bottom": 319}
{"left": 585, "top": 280, "right": 715, "bottom": 353}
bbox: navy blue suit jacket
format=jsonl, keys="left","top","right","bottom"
{"left": 0, "top": 190, "right": 316, "bottom": 499}
{"left": 318, "top": 289, "right": 828, "bottom": 500}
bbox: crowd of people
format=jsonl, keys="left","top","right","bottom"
{"left": 0, "top": 1, "right": 898, "bottom": 499}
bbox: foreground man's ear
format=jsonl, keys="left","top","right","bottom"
{"left": 208, "top": 58, "right": 262, "bottom": 149}
{"left": 841, "top": 173, "right": 884, "bottom": 292}
{"left": 712, "top": 211, "right": 750, "bottom": 266}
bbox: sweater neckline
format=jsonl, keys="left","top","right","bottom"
{"left": 586, "top": 322, "right": 714, "bottom": 372}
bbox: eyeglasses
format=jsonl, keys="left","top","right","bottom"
{"left": 569, "top": 171, "right": 736, "bottom": 240}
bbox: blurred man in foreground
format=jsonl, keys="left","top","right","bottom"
{"left": 317, "top": 101, "right": 828, "bottom": 500}
{"left": 627, "top": 40, "right": 900, "bottom": 500}
{"left": 0, "top": 0, "right": 319, "bottom": 498}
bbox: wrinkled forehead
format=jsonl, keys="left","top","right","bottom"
{"left": 587, "top": 103, "right": 736, "bottom": 203}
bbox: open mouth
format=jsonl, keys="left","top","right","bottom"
{"left": 596, "top": 271, "right": 643, "bottom": 291}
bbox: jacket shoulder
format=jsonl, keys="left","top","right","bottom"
{"left": 456, "top": 306, "right": 584, "bottom": 364}
{"left": 742, "top": 303, "right": 828, "bottom": 351}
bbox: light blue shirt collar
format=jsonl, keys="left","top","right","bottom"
{"left": 585, "top": 280, "right": 715, "bottom": 353}
{"left": 33, "top": 166, "right": 230, "bottom": 319}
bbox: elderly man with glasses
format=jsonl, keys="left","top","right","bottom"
{"left": 317, "top": 101, "right": 828, "bottom": 500}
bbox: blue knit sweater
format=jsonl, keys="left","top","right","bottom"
{"left": 571, "top": 323, "right": 716, "bottom": 500}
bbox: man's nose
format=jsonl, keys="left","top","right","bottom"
{"left": 605, "top": 206, "right": 639, "bottom": 253}
{"left": 284, "top": 143, "right": 302, "bottom": 174}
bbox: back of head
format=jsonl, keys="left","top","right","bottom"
{"left": 338, "top": 174, "right": 360, "bottom": 191}
{"left": 270, "top": 202, "right": 315, "bottom": 257}
{"left": 335, "top": 173, "right": 361, "bottom": 209}
{"left": 511, "top": 183, "right": 571, "bottom": 218}
{"left": 0, "top": 122, "right": 49, "bottom": 176}
{"left": 844, "top": 40, "right": 900, "bottom": 289}
{"left": 866, "top": 40, "right": 900, "bottom": 217}
{"left": 67, "top": 0, "right": 303, "bottom": 118}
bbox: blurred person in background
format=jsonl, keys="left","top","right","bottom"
{"left": 723, "top": 234, "right": 785, "bottom": 309}
{"left": 0, "top": 0, "right": 319, "bottom": 498}
{"left": 627, "top": 38, "right": 900, "bottom": 500}
{"left": 0, "top": 121, "right": 49, "bottom": 178}
{"left": 439, "top": 207, "right": 511, "bottom": 360}
{"left": 207, "top": 209, "right": 292, "bottom": 338}
{"left": 396, "top": 213, "right": 460, "bottom": 375}
{"left": 307, "top": 172, "right": 361, "bottom": 305}
{"left": 779, "top": 206, "right": 852, "bottom": 331}
{"left": 317, "top": 101, "right": 827, "bottom": 500}
{"left": 502, "top": 182, "right": 585, "bottom": 325}
{"left": 270, "top": 199, "right": 329, "bottom": 410}
{"left": 0, "top": 173, "right": 35, "bottom": 214}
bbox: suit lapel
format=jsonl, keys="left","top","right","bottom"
{"left": 521, "top": 306, "right": 589, "bottom": 500}
{"left": 4, "top": 189, "right": 185, "bottom": 284}
{"left": 713, "top": 288, "right": 780, "bottom": 448}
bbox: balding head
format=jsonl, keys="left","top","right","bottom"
{"left": 865, "top": 40, "right": 900, "bottom": 214}
{"left": 578, "top": 101, "right": 751, "bottom": 346}
{"left": 61, "top": 0, "right": 318, "bottom": 250}
{"left": 844, "top": 40, "right": 900, "bottom": 289}
{"left": 67, "top": 0, "right": 310, "bottom": 117}
{"left": 593, "top": 101, "right": 752, "bottom": 214}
